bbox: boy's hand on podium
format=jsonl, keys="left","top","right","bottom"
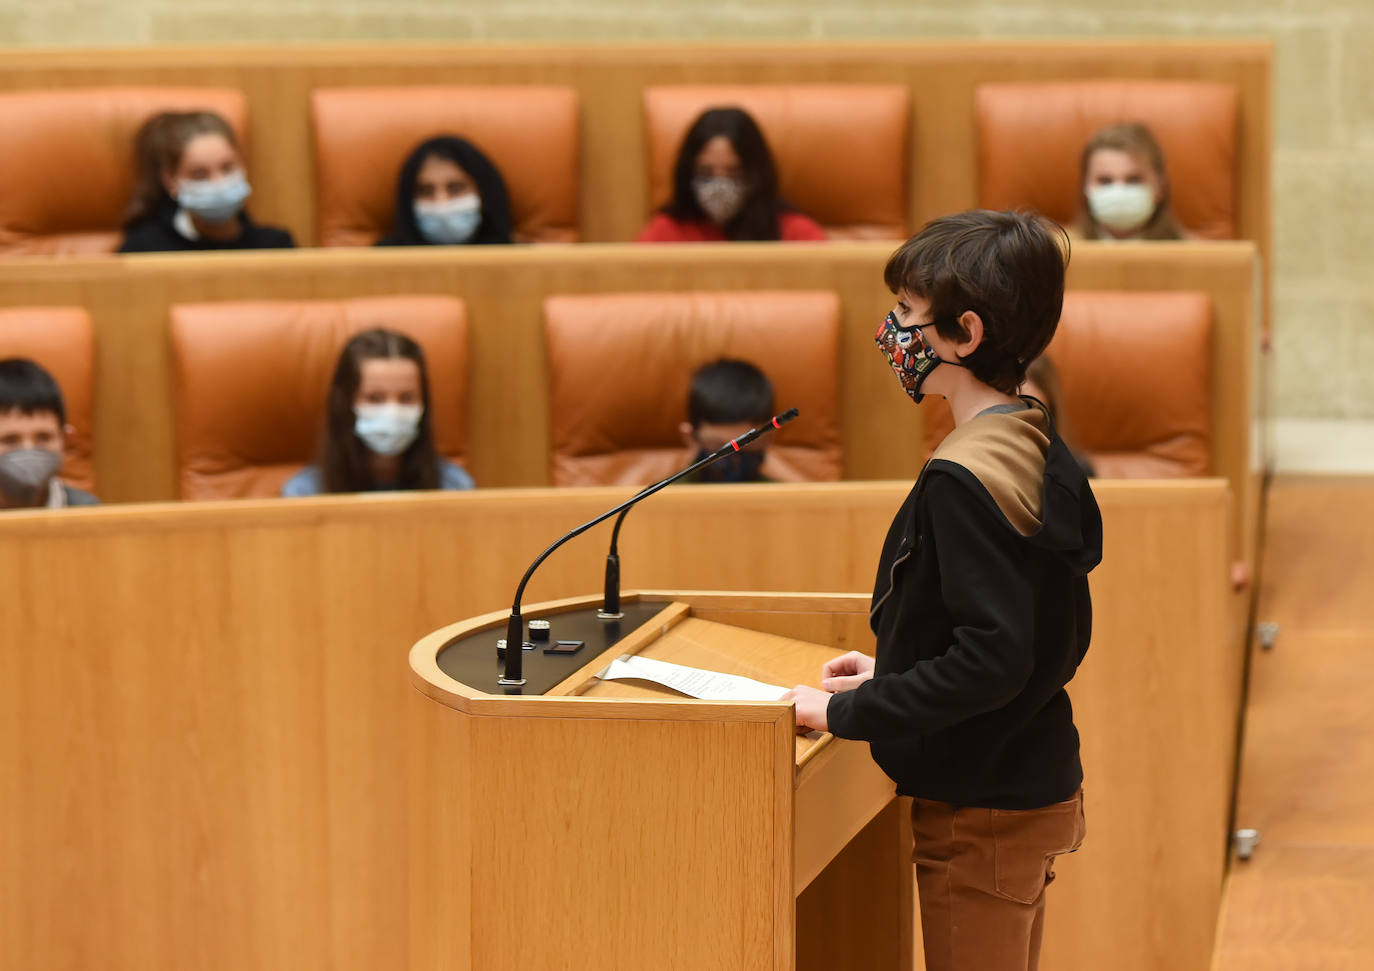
{"left": 821, "top": 651, "right": 875, "bottom": 692}
{"left": 782, "top": 685, "right": 831, "bottom": 734}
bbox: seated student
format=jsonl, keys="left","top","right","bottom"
{"left": 638, "top": 107, "right": 826, "bottom": 243}
{"left": 680, "top": 358, "right": 774, "bottom": 483}
{"left": 1021, "top": 354, "right": 1095, "bottom": 477}
{"left": 376, "top": 135, "right": 514, "bottom": 246}
{"left": 282, "top": 328, "right": 474, "bottom": 496}
{"left": 1076, "top": 122, "right": 1191, "bottom": 241}
{"left": 0, "top": 358, "right": 99, "bottom": 510}
{"left": 119, "top": 110, "right": 295, "bottom": 253}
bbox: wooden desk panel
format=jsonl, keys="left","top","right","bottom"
{"left": 0, "top": 241, "right": 1260, "bottom": 593}
{"left": 0, "top": 480, "right": 1236, "bottom": 971}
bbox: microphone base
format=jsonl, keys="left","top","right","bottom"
{"left": 596, "top": 609, "right": 625, "bottom": 621}
{"left": 496, "top": 677, "right": 527, "bottom": 687}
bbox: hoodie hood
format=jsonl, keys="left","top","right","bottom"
{"left": 926, "top": 398, "right": 1102, "bottom": 577}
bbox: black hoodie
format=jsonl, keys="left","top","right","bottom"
{"left": 826, "top": 399, "right": 1102, "bottom": 810}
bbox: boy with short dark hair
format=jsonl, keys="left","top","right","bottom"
{"left": 784, "top": 210, "right": 1101, "bottom": 971}
{"left": 680, "top": 358, "right": 774, "bottom": 483}
{"left": 0, "top": 358, "right": 99, "bottom": 510}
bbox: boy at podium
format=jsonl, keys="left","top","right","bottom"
{"left": 784, "top": 210, "right": 1102, "bottom": 971}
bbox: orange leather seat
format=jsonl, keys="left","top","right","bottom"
{"left": 0, "top": 87, "right": 248, "bottom": 255}
{"left": 311, "top": 86, "right": 580, "bottom": 246}
{"left": 169, "top": 296, "right": 469, "bottom": 500}
{"left": 544, "top": 291, "right": 842, "bottom": 486}
{"left": 643, "top": 85, "right": 910, "bottom": 240}
{"left": 976, "top": 81, "right": 1239, "bottom": 239}
{"left": 0, "top": 307, "right": 97, "bottom": 492}
{"left": 921, "top": 290, "right": 1213, "bottom": 478}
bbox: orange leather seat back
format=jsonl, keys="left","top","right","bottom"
{"left": 0, "top": 87, "right": 248, "bottom": 255}
{"left": 311, "top": 87, "right": 580, "bottom": 246}
{"left": 0, "top": 307, "right": 97, "bottom": 492}
{"left": 920, "top": 290, "right": 1213, "bottom": 478}
{"left": 170, "top": 296, "right": 469, "bottom": 500}
{"left": 976, "top": 81, "right": 1239, "bottom": 239}
{"left": 544, "top": 291, "right": 842, "bottom": 486}
{"left": 643, "top": 85, "right": 910, "bottom": 240}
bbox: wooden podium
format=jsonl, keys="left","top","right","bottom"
{"left": 408, "top": 590, "right": 913, "bottom": 971}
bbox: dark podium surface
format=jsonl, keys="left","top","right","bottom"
{"left": 434, "top": 601, "right": 669, "bottom": 695}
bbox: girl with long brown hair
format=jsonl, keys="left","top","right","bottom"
{"left": 282, "top": 329, "right": 474, "bottom": 496}
{"left": 1076, "top": 122, "right": 1190, "bottom": 241}
{"left": 119, "top": 110, "right": 294, "bottom": 252}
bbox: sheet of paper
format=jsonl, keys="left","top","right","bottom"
{"left": 594, "top": 654, "right": 789, "bottom": 702}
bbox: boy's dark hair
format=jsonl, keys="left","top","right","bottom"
{"left": 688, "top": 359, "right": 775, "bottom": 427}
{"left": 664, "top": 107, "right": 789, "bottom": 242}
{"left": 380, "top": 135, "right": 514, "bottom": 245}
{"left": 883, "top": 210, "right": 1070, "bottom": 394}
{"left": 0, "top": 358, "right": 66, "bottom": 423}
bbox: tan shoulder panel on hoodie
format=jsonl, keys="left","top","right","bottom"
{"left": 930, "top": 401, "right": 1050, "bottom": 537}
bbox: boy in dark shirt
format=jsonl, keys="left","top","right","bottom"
{"left": 784, "top": 210, "right": 1101, "bottom": 971}
{"left": 680, "top": 358, "right": 774, "bottom": 483}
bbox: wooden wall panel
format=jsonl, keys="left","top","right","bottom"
{"left": 0, "top": 479, "right": 1238, "bottom": 971}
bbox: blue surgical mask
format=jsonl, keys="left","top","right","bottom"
{"left": 177, "top": 171, "right": 251, "bottom": 224}
{"left": 354, "top": 403, "right": 423, "bottom": 456}
{"left": 414, "top": 194, "right": 482, "bottom": 245}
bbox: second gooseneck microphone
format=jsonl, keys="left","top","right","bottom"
{"left": 600, "top": 407, "right": 800, "bottom": 619}
{"left": 498, "top": 407, "right": 799, "bottom": 687}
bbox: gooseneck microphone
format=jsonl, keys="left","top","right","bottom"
{"left": 600, "top": 406, "right": 799, "bottom": 620}
{"left": 498, "top": 407, "right": 799, "bottom": 687}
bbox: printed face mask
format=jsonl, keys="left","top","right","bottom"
{"left": 0, "top": 447, "right": 62, "bottom": 506}
{"left": 692, "top": 176, "right": 746, "bottom": 225}
{"left": 177, "top": 171, "right": 252, "bottom": 224}
{"left": 875, "top": 310, "right": 958, "bottom": 404}
{"left": 1087, "top": 182, "right": 1156, "bottom": 234}
{"left": 354, "top": 403, "right": 423, "bottom": 456}
{"left": 414, "top": 194, "right": 483, "bottom": 245}
{"left": 695, "top": 448, "right": 766, "bottom": 483}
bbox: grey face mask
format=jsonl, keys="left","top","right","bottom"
{"left": 0, "top": 448, "right": 62, "bottom": 506}
{"left": 692, "top": 176, "right": 746, "bottom": 225}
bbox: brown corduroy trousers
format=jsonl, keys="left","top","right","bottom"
{"left": 912, "top": 788, "right": 1086, "bottom": 971}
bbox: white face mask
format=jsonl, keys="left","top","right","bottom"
{"left": 1087, "top": 183, "right": 1156, "bottom": 235}
{"left": 414, "top": 194, "right": 482, "bottom": 245}
{"left": 354, "top": 403, "right": 423, "bottom": 456}
{"left": 692, "top": 176, "right": 746, "bottom": 225}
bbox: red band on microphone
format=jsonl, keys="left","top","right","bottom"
{"left": 772, "top": 417, "right": 781, "bottom": 428}
{"left": 730, "top": 440, "right": 740, "bottom": 451}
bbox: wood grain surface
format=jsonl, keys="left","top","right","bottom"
{"left": 0, "top": 479, "right": 1238, "bottom": 971}
{"left": 1214, "top": 478, "right": 1374, "bottom": 970}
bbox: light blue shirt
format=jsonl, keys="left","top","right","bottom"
{"left": 281, "top": 460, "right": 475, "bottom": 497}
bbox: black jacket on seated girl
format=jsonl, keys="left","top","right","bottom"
{"left": 119, "top": 198, "right": 294, "bottom": 253}
{"left": 117, "top": 109, "right": 295, "bottom": 254}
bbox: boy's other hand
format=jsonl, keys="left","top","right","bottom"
{"left": 821, "top": 651, "right": 875, "bottom": 692}
{"left": 781, "top": 685, "right": 831, "bottom": 734}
